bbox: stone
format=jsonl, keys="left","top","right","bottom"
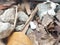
{"left": 47, "top": 9, "right": 55, "bottom": 16}
{"left": 37, "top": 1, "right": 56, "bottom": 20}
{"left": 18, "top": 11, "right": 28, "bottom": 22}
{"left": 0, "top": 22, "right": 14, "bottom": 39}
{"left": 16, "top": 24, "right": 24, "bottom": 31}
{"left": 42, "top": 15, "right": 53, "bottom": 27}
{"left": 0, "top": 8, "right": 15, "bottom": 23}
{"left": 30, "top": 21, "right": 37, "bottom": 29}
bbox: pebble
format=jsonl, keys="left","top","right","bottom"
{"left": 18, "top": 11, "right": 28, "bottom": 22}
{"left": 16, "top": 24, "right": 24, "bottom": 31}
{"left": 27, "top": 28, "right": 33, "bottom": 35}
{"left": 30, "top": 21, "right": 37, "bottom": 29}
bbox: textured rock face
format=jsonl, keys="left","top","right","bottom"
{"left": 37, "top": 1, "right": 56, "bottom": 20}
{"left": 0, "top": 8, "right": 15, "bottom": 23}
{"left": 18, "top": 11, "right": 28, "bottom": 22}
{"left": 0, "top": 22, "right": 14, "bottom": 39}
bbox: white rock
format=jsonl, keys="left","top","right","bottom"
{"left": 0, "top": 8, "right": 15, "bottom": 23}
{"left": 0, "top": 22, "right": 11, "bottom": 33}
{"left": 50, "top": 2, "right": 57, "bottom": 9}
{"left": 30, "top": 21, "right": 36, "bottom": 29}
{"left": 37, "top": 1, "right": 57, "bottom": 20}
{"left": 18, "top": 11, "right": 28, "bottom": 22}
{"left": 48, "top": 9, "right": 55, "bottom": 16}
{"left": 16, "top": 24, "right": 24, "bottom": 31}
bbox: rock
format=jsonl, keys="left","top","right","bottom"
{"left": 37, "top": 1, "right": 56, "bottom": 20}
{"left": 28, "top": 30, "right": 56, "bottom": 45}
{"left": 27, "top": 28, "right": 33, "bottom": 35}
{"left": 16, "top": 24, "right": 24, "bottom": 31}
{"left": 30, "top": 21, "right": 37, "bottom": 29}
{"left": 37, "top": 3, "right": 49, "bottom": 20}
{"left": 0, "top": 22, "right": 14, "bottom": 39}
{"left": 18, "top": 11, "right": 28, "bottom": 22}
{"left": 48, "top": 9, "right": 55, "bottom": 16}
{"left": 42, "top": 15, "right": 53, "bottom": 27}
{"left": 0, "top": 8, "right": 15, "bottom": 23}
{"left": 0, "top": 22, "right": 11, "bottom": 33}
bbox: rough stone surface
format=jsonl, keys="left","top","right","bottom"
{"left": 0, "top": 22, "right": 14, "bottom": 39}
{"left": 0, "top": 8, "right": 15, "bottom": 23}
{"left": 18, "top": 11, "right": 28, "bottom": 22}
{"left": 37, "top": 2, "right": 56, "bottom": 20}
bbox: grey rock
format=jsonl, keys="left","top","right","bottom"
{"left": 37, "top": 3, "right": 50, "bottom": 20}
{"left": 42, "top": 15, "right": 53, "bottom": 27}
{"left": 37, "top": 1, "right": 56, "bottom": 20}
{"left": 16, "top": 24, "right": 24, "bottom": 31}
{"left": 27, "top": 28, "right": 33, "bottom": 35}
{"left": 0, "top": 22, "right": 14, "bottom": 39}
{"left": 0, "top": 8, "right": 15, "bottom": 23}
{"left": 18, "top": 11, "right": 29, "bottom": 22}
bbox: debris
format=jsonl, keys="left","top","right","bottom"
{"left": 42, "top": 14, "right": 53, "bottom": 27}
{"left": 18, "top": 11, "right": 29, "bottom": 22}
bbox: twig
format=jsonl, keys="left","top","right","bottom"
{"left": 22, "top": 7, "right": 38, "bottom": 33}
{"left": 14, "top": 6, "right": 18, "bottom": 29}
